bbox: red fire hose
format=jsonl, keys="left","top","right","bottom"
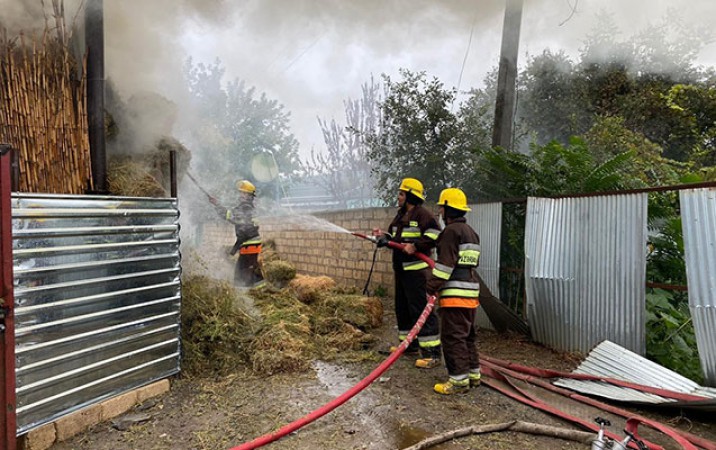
{"left": 229, "top": 233, "right": 436, "bottom": 450}
{"left": 351, "top": 232, "right": 435, "bottom": 267}
{"left": 481, "top": 359, "right": 714, "bottom": 450}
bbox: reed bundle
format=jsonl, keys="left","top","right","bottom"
{"left": 0, "top": 0, "right": 92, "bottom": 194}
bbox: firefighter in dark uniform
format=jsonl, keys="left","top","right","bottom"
{"left": 373, "top": 178, "right": 442, "bottom": 368}
{"left": 211, "top": 180, "right": 264, "bottom": 288}
{"left": 427, "top": 188, "right": 481, "bottom": 395}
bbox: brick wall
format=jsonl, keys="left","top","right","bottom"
{"left": 198, "top": 207, "right": 398, "bottom": 295}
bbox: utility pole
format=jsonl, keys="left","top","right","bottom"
{"left": 492, "top": 0, "right": 524, "bottom": 150}
{"left": 86, "top": 0, "right": 107, "bottom": 193}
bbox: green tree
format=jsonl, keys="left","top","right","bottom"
{"left": 518, "top": 50, "right": 590, "bottom": 145}
{"left": 181, "top": 58, "right": 300, "bottom": 202}
{"left": 517, "top": 11, "right": 716, "bottom": 163}
{"left": 583, "top": 115, "right": 689, "bottom": 186}
{"left": 364, "top": 69, "right": 481, "bottom": 203}
{"left": 664, "top": 84, "right": 716, "bottom": 167}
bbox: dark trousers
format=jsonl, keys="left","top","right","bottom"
{"left": 234, "top": 253, "right": 262, "bottom": 287}
{"left": 439, "top": 307, "right": 479, "bottom": 377}
{"left": 394, "top": 268, "right": 440, "bottom": 346}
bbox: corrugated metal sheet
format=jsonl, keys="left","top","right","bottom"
{"left": 466, "top": 203, "right": 502, "bottom": 330}
{"left": 525, "top": 194, "right": 648, "bottom": 354}
{"left": 554, "top": 340, "right": 716, "bottom": 410}
{"left": 12, "top": 193, "right": 181, "bottom": 435}
{"left": 680, "top": 187, "right": 716, "bottom": 386}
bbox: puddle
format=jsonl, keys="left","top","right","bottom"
{"left": 311, "top": 361, "right": 457, "bottom": 449}
{"left": 393, "top": 423, "right": 458, "bottom": 449}
{"left": 312, "top": 361, "right": 394, "bottom": 447}
{"left": 394, "top": 424, "right": 431, "bottom": 448}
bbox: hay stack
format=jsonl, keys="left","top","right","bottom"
{"left": 108, "top": 157, "right": 167, "bottom": 197}
{"left": 290, "top": 274, "right": 337, "bottom": 304}
{"left": 317, "top": 294, "right": 383, "bottom": 329}
{"left": 181, "top": 275, "right": 256, "bottom": 376}
{"left": 249, "top": 288, "right": 314, "bottom": 374}
{"left": 262, "top": 260, "right": 297, "bottom": 288}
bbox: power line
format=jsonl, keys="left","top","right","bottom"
{"left": 454, "top": 4, "right": 480, "bottom": 110}
{"left": 559, "top": 0, "right": 579, "bottom": 26}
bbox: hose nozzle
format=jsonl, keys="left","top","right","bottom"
{"left": 352, "top": 232, "right": 378, "bottom": 243}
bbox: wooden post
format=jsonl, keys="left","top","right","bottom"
{"left": 86, "top": 0, "right": 107, "bottom": 193}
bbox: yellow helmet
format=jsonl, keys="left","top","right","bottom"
{"left": 398, "top": 178, "right": 425, "bottom": 200}
{"left": 438, "top": 188, "right": 471, "bottom": 212}
{"left": 236, "top": 180, "right": 256, "bottom": 195}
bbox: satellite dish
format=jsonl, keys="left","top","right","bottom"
{"left": 250, "top": 153, "right": 279, "bottom": 182}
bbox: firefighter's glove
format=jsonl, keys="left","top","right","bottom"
{"left": 215, "top": 205, "right": 227, "bottom": 217}
{"left": 376, "top": 235, "right": 390, "bottom": 248}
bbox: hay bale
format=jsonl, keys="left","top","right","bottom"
{"left": 262, "top": 260, "right": 296, "bottom": 288}
{"left": 313, "top": 319, "right": 376, "bottom": 353}
{"left": 248, "top": 289, "right": 315, "bottom": 374}
{"left": 259, "top": 239, "right": 280, "bottom": 264}
{"left": 181, "top": 275, "right": 256, "bottom": 376}
{"left": 289, "top": 275, "right": 337, "bottom": 304}
{"left": 317, "top": 295, "right": 383, "bottom": 330}
{"left": 108, "top": 157, "right": 166, "bottom": 197}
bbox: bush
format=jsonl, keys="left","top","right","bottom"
{"left": 645, "top": 289, "right": 703, "bottom": 383}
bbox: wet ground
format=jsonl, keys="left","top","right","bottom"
{"left": 52, "top": 297, "right": 716, "bottom": 450}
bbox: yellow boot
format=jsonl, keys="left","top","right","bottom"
{"left": 415, "top": 357, "right": 441, "bottom": 369}
{"left": 415, "top": 345, "right": 442, "bottom": 369}
{"left": 434, "top": 377, "right": 469, "bottom": 395}
{"left": 469, "top": 371, "right": 481, "bottom": 388}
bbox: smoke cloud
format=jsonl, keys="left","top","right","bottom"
{"left": 3, "top": 0, "right": 716, "bottom": 156}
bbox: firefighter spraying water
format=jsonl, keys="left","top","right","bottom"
{"left": 187, "top": 173, "right": 265, "bottom": 288}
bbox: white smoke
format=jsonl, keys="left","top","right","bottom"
{"left": 4, "top": 0, "right": 716, "bottom": 156}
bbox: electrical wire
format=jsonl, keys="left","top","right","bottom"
{"left": 453, "top": 4, "right": 480, "bottom": 112}
{"left": 559, "top": 0, "right": 579, "bottom": 27}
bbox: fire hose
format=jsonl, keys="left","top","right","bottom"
{"left": 481, "top": 357, "right": 716, "bottom": 450}
{"left": 229, "top": 233, "right": 436, "bottom": 450}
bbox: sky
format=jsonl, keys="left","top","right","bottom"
{"left": 4, "top": 0, "right": 716, "bottom": 159}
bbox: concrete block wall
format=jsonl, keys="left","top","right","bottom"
{"left": 199, "top": 207, "right": 399, "bottom": 295}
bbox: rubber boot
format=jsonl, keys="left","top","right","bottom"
{"left": 469, "top": 369, "right": 481, "bottom": 387}
{"left": 415, "top": 345, "right": 441, "bottom": 369}
{"left": 381, "top": 341, "right": 419, "bottom": 356}
{"left": 434, "top": 377, "right": 470, "bottom": 395}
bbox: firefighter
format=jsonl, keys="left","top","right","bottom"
{"left": 427, "top": 188, "right": 481, "bottom": 395}
{"left": 211, "top": 180, "right": 264, "bottom": 288}
{"left": 372, "top": 177, "right": 442, "bottom": 368}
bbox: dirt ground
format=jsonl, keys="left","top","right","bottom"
{"left": 52, "top": 297, "right": 716, "bottom": 450}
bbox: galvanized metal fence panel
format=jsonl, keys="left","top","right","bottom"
{"left": 466, "top": 203, "right": 502, "bottom": 330}
{"left": 555, "top": 340, "right": 716, "bottom": 409}
{"left": 525, "top": 194, "right": 648, "bottom": 354}
{"left": 12, "top": 194, "right": 181, "bottom": 435}
{"left": 680, "top": 187, "right": 716, "bottom": 386}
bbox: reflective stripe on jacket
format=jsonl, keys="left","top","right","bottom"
{"left": 386, "top": 205, "right": 440, "bottom": 271}
{"left": 427, "top": 217, "right": 481, "bottom": 308}
{"left": 239, "top": 236, "right": 262, "bottom": 255}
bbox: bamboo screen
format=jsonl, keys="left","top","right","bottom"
{"left": 0, "top": 16, "right": 93, "bottom": 194}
